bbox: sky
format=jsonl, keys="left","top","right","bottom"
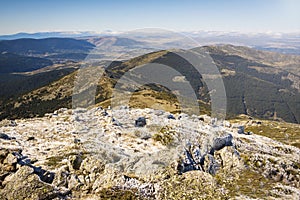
{"left": 0, "top": 0, "right": 299, "bottom": 35}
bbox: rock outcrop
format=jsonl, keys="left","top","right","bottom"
{"left": 0, "top": 107, "right": 299, "bottom": 199}
{"left": 0, "top": 149, "right": 64, "bottom": 200}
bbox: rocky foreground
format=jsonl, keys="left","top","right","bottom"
{"left": 0, "top": 107, "right": 300, "bottom": 199}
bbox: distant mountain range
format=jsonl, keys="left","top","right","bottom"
{"left": 1, "top": 31, "right": 300, "bottom": 54}
{"left": 0, "top": 38, "right": 95, "bottom": 55}
{"left": 0, "top": 37, "right": 149, "bottom": 62}
{"left": 0, "top": 31, "right": 112, "bottom": 40}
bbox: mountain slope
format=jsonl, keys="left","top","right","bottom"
{"left": 0, "top": 52, "right": 53, "bottom": 73}
{"left": 0, "top": 45, "right": 299, "bottom": 123}
{"left": 204, "top": 45, "right": 300, "bottom": 123}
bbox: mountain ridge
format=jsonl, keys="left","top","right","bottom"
{"left": 0, "top": 43, "right": 299, "bottom": 123}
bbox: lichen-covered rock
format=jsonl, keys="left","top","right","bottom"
{"left": 0, "top": 149, "right": 10, "bottom": 163}
{"left": 92, "top": 167, "right": 122, "bottom": 193}
{"left": 201, "top": 154, "right": 218, "bottom": 175}
{"left": 52, "top": 165, "right": 69, "bottom": 188}
{"left": 3, "top": 153, "right": 18, "bottom": 166}
{"left": 0, "top": 108, "right": 299, "bottom": 199}
{"left": 209, "top": 134, "right": 234, "bottom": 155}
{"left": 0, "top": 166, "right": 58, "bottom": 200}
{"left": 80, "top": 157, "right": 105, "bottom": 175}
{"left": 68, "top": 174, "right": 83, "bottom": 190}
{"left": 0, "top": 150, "right": 21, "bottom": 175}
{"left": 68, "top": 155, "right": 83, "bottom": 171}
{"left": 214, "top": 146, "right": 243, "bottom": 173}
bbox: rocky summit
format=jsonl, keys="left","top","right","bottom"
{"left": 0, "top": 107, "right": 299, "bottom": 199}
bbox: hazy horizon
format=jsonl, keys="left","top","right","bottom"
{"left": 1, "top": 29, "right": 300, "bottom": 36}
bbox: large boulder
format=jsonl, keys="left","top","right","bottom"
{"left": 0, "top": 165, "right": 58, "bottom": 200}
{"left": 209, "top": 134, "right": 234, "bottom": 155}
{"left": 214, "top": 146, "right": 243, "bottom": 173}
{"left": 0, "top": 150, "right": 20, "bottom": 184}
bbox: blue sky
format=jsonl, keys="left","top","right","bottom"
{"left": 0, "top": 0, "right": 299, "bottom": 34}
